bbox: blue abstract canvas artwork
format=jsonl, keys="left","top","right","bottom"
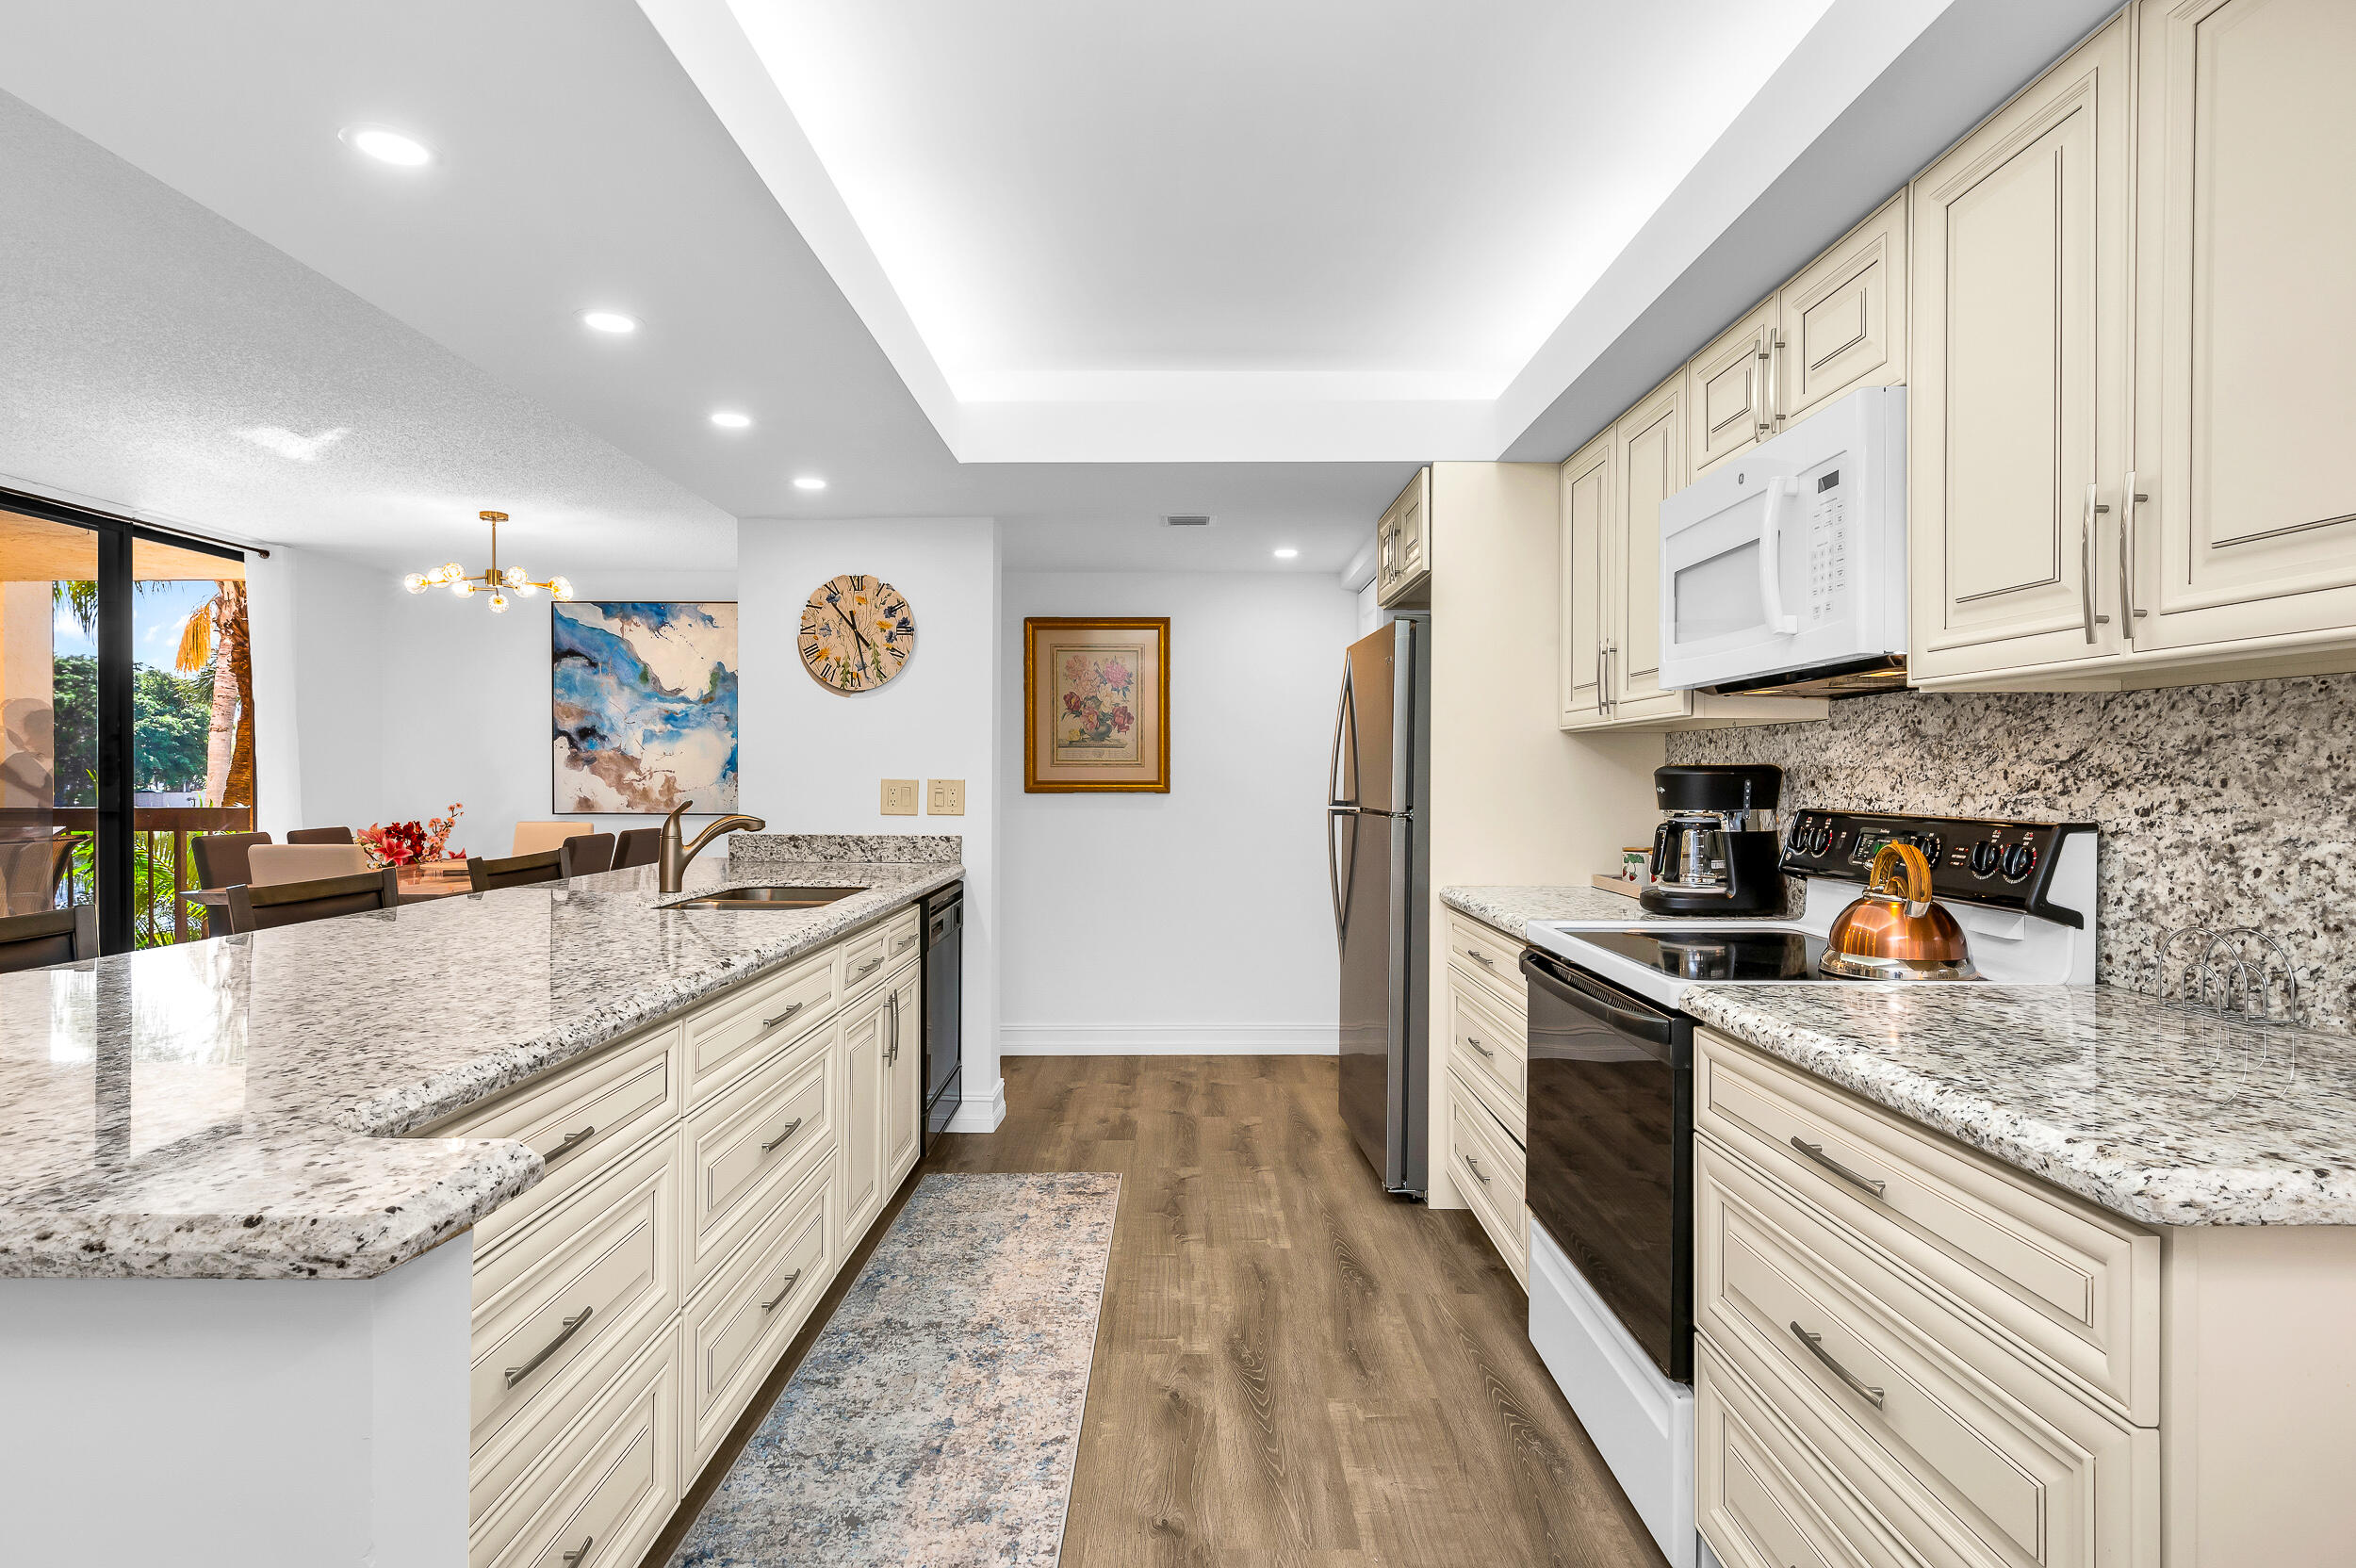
{"left": 552, "top": 601, "right": 739, "bottom": 812}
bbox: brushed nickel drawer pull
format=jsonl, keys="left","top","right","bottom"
{"left": 504, "top": 1306, "right": 594, "bottom": 1389}
{"left": 1462, "top": 1152, "right": 1490, "bottom": 1184}
{"left": 761, "top": 1118, "right": 805, "bottom": 1153}
{"left": 1468, "top": 950, "right": 1496, "bottom": 969}
{"left": 562, "top": 1535, "right": 595, "bottom": 1567}
{"left": 544, "top": 1124, "right": 597, "bottom": 1168}
{"left": 855, "top": 957, "right": 882, "bottom": 979}
{"left": 763, "top": 1001, "right": 805, "bottom": 1030}
{"left": 1791, "top": 1321, "right": 1884, "bottom": 1409}
{"left": 760, "top": 1269, "right": 804, "bottom": 1312}
{"left": 893, "top": 934, "right": 917, "bottom": 954}
{"left": 1788, "top": 1136, "right": 1887, "bottom": 1197}
{"left": 1464, "top": 1035, "right": 1496, "bottom": 1059}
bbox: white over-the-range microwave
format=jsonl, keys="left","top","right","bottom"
{"left": 1659, "top": 385, "right": 1906, "bottom": 695}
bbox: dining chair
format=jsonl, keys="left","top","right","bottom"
{"left": 225, "top": 868, "right": 401, "bottom": 935}
{"left": 559, "top": 833, "right": 615, "bottom": 877}
{"left": 191, "top": 831, "right": 273, "bottom": 890}
{"left": 469, "top": 847, "right": 564, "bottom": 892}
{"left": 286, "top": 826, "right": 356, "bottom": 845}
{"left": 613, "top": 827, "right": 661, "bottom": 869}
{"left": 0, "top": 905, "right": 97, "bottom": 972}
{"left": 512, "top": 821, "right": 591, "bottom": 857}
{"left": 247, "top": 843, "right": 372, "bottom": 886}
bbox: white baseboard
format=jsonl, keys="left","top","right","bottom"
{"left": 999, "top": 1023, "right": 1339, "bottom": 1055}
{"left": 944, "top": 1076, "right": 1006, "bottom": 1133}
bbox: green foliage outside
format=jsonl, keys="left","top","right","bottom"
{"left": 51, "top": 654, "right": 216, "bottom": 806}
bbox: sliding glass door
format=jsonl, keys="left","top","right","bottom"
{"left": 1, "top": 489, "right": 250, "bottom": 954}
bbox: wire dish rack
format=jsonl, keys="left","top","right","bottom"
{"left": 2120, "top": 922, "right": 2306, "bottom": 1027}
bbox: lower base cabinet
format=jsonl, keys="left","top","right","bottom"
{"left": 1441, "top": 912, "right": 1530, "bottom": 1285}
{"left": 438, "top": 904, "right": 925, "bottom": 1568}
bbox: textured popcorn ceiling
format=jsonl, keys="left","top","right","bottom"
{"left": 0, "top": 89, "right": 734, "bottom": 574}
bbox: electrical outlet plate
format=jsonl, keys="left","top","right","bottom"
{"left": 881, "top": 778, "right": 919, "bottom": 816}
{"left": 926, "top": 778, "right": 965, "bottom": 816}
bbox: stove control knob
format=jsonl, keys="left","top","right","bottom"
{"left": 2002, "top": 842, "right": 2038, "bottom": 881}
{"left": 1969, "top": 841, "right": 2003, "bottom": 877}
{"left": 1809, "top": 823, "right": 1833, "bottom": 856}
{"left": 1920, "top": 835, "right": 1944, "bottom": 865}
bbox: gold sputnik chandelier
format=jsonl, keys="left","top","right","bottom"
{"left": 404, "top": 510, "right": 573, "bottom": 613}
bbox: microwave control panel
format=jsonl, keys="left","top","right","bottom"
{"left": 1804, "top": 466, "right": 1847, "bottom": 626}
{"left": 1780, "top": 810, "right": 2095, "bottom": 923}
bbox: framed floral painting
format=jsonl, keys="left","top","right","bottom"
{"left": 1023, "top": 617, "right": 1170, "bottom": 792}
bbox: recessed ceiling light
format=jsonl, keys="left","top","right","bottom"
{"left": 710, "top": 411, "right": 753, "bottom": 430}
{"left": 579, "top": 310, "right": 639, "bottom": 335}
{"left": 793, "top": 476, "right": 827, "bottom": 491}
{"left": 1273, "top": 547, "right": 1300, "bottom": 560}
{"left": 339, "top": 125, "right": 434, "bottom": 167}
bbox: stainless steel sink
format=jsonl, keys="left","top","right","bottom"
{"left": 664, "top": 885, "right": 870, "bottom": 910}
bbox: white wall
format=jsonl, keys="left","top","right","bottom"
{"left": 737, "top": 517, "right": 1003, "bottom": 1128}
{"left": 1001, "top": 570, "right": 1356, "bottom": 1053}
{"left": 248, "top": 544, "right": 391, "bottom": 840}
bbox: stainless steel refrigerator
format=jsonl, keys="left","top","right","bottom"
{"left": 1327, "top": 614, "right": 1430, "bottom": 1195}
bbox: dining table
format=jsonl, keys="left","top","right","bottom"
{"left": 180, "top": 858, "right": 477, "bottom": 919}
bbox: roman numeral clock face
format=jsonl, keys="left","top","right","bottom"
{"left": 798, "top": 574, "right": 914, "bottom": 693}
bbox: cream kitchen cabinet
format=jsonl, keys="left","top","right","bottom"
{"left": 838, "top": 990, "right": 886, "bottom": 1240}
{"left": 1375, "top": 466, "right": 1432, "bottom": 606}
{"left": 881, "top": 960, "right": 923, "bottom": 1192}
{"left": 1559, "top": 376, "right": 1825, "bottom": 732}
{"left": 1907, "top": 13, "right": 2136, "bottom": 684}
{"left": 1689, "top": 299, "right": 1778, "bottom": 478}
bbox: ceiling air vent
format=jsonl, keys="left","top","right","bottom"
{"left": 1161, "top": 514, "right": 1215, "bottom": 529}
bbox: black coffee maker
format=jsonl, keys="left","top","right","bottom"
{"left": 1641, "top": 764, "right": 1785, "bottom": 915}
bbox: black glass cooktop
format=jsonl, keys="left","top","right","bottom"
{"left": 1578, "top": 927, "right": 1830, "bottom": 981}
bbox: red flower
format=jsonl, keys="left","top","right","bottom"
{"left": 1111, "top": 705, "right": 1134, "bottom": 733}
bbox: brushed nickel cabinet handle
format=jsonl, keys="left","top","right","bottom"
{"left": 1464, "top": 1035, "right": 1496, "bottom": 1059}
{"left": 1755, "top": 337, "right": 1774, "bottom": 441}
{"left": 2122, "top": 472, "right": 2148, "bottom": 622}
{"left": 763, "top": 1001, "right": 804, "bottom": 1030}
{"left": 1789, "top": 1136, "right": 1887, "bottom": 1197}
{"left": 855, "top": 957, "right": 882, "bottom": 979}
{"left": 761, "top": 1118, "right": 805, "bottom": 1154}
{"left": 2081, "top": 484, "right": 2112, "bottom": 642}
{"left": 760, "top": 1269, "right": 804, "bottom": 1313}
{"left": 562, "top": 1536, "right": 595, "bottom": 1567}
{"left": 544, "top": 1124, "right": 597, "bottom": 1168}
{"left": 1462, "top": 1152, "right": 1490, "bottom": 1184}
{"left": 1791, "top": 1321, "right": 1884, "bottom": 1409}
{"left": 1469, "top": 950, "right": 1495, "bottom": 969}
{"left": 893, "top": 934, "right": 917, "bottom": 954}
{"left": 505, "top": 1306, "right": 594, "bottom": 1389}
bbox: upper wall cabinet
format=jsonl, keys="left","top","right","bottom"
{"left": 1375, "top": 467, "right": 1432, "bottom": 607}
{"left": 2130, "top": 0, "right": 2356, "bottom": 657}
{"left": 1688, "top": 300, "right": 1777, "bottom": 478}
{"left": 1908, "top": 14, "right": 2135, "bottom": 683}
{"left": 1557, "top": 433, "right": 1611, "bottom": 725}
{"left": 1913, "top": 0, "right": 2356, "bottom": 690}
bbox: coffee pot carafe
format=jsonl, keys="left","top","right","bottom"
{"left": 1640, "top": 765, "right": 1786, "bottom": 916}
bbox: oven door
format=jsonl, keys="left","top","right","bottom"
{"left": 1520, "top": 947, "right": 1693, "bottom": 1383}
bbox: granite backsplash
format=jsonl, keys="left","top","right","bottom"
{"left": 1665, "top": 674, "right": 2355, "bottom": 1034}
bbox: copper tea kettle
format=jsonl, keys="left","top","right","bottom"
{"left": 1820, "top": 842, "right": 1981, "bottom": 981}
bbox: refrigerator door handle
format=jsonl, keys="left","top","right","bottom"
{"left": 1328, "top": 655, "right": 1358, "bottom": 808}
{"left": 1326, "top": 806, "right": 1359, "bottom": 948}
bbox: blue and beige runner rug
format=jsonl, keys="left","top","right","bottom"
{"left": 672, "top": 1171, "right": 1121, "bottom": 1566}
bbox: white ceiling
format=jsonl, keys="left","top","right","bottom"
{"left": 0, "top": 0, "right": 2110, "bottom": 574}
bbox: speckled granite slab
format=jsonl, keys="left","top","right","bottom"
{"left": 730, "top": 833, "right": 963, "bottom": 868}
{"left": 1441, "top": 882, "right": 1797, "bottom": 936}
{"left": 1685, "top": 983, "right": 2356, "bottom": 1227}
{"left": 670, "top": 1172, "right": 1119, "bottom": 1568}
{"left": 0, "top": 856, "right": 959, "bottom": 1280}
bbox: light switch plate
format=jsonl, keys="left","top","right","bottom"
{"left": 926, "top": 778, "right": 965, "bottom": 816}
{"left": 881, "top": 778, "right": 919, "bottom": 816}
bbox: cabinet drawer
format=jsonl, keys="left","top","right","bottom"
{"left": 1696, "top": 1030, "right": 2156, "bottom": 1421}
{"left": 681, "top": 1154, "right": 835, "bottom": 1471}
{"left": 881, "top": 906, "right": 924, "bottom": 970}
{"left": 1699, "top": 1140, "right": 2152, "bottom": 1568}
{"left": 684, "top": 944, "right": 836, "bottom": 1102}
{"left": 680, "top": 1023, "right": 834, "bottom": 1288}
{"left": 470, "top": 1135, "right": 678, "bottom": 1517}
{"left": 1448, "top": 972, "right": 1525, "bottom": 1139}
{"left": 449, "top": 1025, "right": 681, "bottom": 1256}
{"left": 471, "top": 1327, "right": 679, "bottom": 1568}
{"left": 1448, "top": 1072, "right": 1527, "bottom": 1283}
{"left": 840, "top": 928, "right": 893, "bottom": 997}
{"left": 1699, "top": 1336, "right": 1911, "bottom": 1568}
{"left": 1442, "top": 912, "right": 1526, "bottom": 1012}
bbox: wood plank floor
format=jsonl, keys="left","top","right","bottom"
{"left": 927, "top": 1055, "right": 1672, "bottom": 1568}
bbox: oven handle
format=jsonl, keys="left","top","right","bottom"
{"left": 1520, "top": 949, "right": 1677, "bottom": 1048}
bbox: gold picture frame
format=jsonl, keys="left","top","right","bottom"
{"left": 1023, "top": 617, "right": 1170, "bottom": 792}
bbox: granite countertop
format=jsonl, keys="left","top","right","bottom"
{"left": 1442, "top": 882, "right": 1796, "bottom": 933}
{"left": 0, "top": 841, "right": 960, "bottom": 1282}
{"left": 1684, "top": 984, "right": 2356, "bottom": 1228}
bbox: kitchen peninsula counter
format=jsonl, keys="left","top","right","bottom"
{"left": 0, "top": 849, "right": 960, "bottom": 1281}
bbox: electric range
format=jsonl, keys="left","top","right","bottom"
{"left": 1511, "top": 810, "right": 2096, "bottom": 1568}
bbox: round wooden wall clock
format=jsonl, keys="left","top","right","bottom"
{"left": 798, "top": 574, "right": 914, "bottom": 693}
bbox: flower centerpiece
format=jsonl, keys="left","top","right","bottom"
{"left": 357, "top": 804, "right": 464, "bottom": 868}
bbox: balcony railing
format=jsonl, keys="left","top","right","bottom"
{"left": 0, "top": 806, "right": 258, "bottom": 947}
